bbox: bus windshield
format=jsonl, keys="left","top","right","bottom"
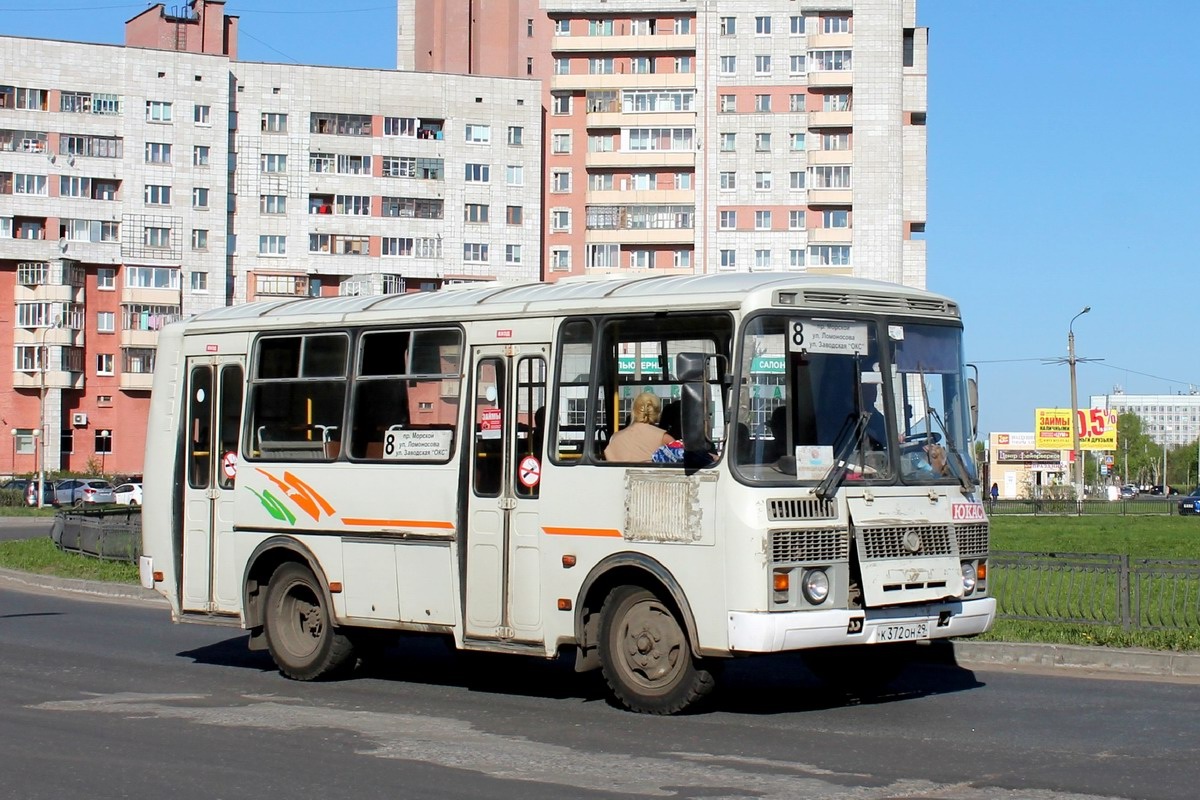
{"left": 733, "top": 314, "right": 977, "bottom": 487}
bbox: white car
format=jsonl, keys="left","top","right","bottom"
{"left": 113, "top": 482, "right": 143, "bottom": 506}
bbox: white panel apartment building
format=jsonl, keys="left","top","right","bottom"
{"left": 402, "top": 0, "right": 927, "bottom": 285}
{"left": 0, "top": 0, "right": 541, "bottom": 478}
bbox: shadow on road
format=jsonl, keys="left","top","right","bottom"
{"left": 179, "top": 633, "right": 984, "bottom": 714}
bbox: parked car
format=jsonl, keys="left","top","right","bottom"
{"left": 54, "top": 478, "right": 115, "bottom": 506}
{"left": 112, "top": 482, "right": 143, "bottom": 506}
{"left": 1178, "top": 487, "right": 1200, "bottom": 515}
{"left": 1119, "top": 484, "right": 1138, "bottom": 500}
{"left": 24, "top": 480, "right": 57, "bottom": 506}
{"left": 2, "top": 478, "right": 29, "bottom": 492}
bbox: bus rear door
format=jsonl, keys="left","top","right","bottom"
{"left": 181, "top": 357, "right": 245, "bottom": 614}
{"left": 464, "top": 344, "right": 548, "bottom": 644}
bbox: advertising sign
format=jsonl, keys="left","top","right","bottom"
{"left": 1034, "top": 408, "right": 1118, "bottom": 451}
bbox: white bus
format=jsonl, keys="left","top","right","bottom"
{"left": 139, "top": 273, "right": 995, "bottom": 714}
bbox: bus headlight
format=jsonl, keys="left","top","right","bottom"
{"left": 961, "top": 561, "right": 977, "bottom": 595}
{"left": 802, "top": 569, "right": 830, "bottom": 605}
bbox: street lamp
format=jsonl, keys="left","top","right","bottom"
{"left": 99, "top": 430, "right": 110, "bottom": 475}
{"left": 38, "top": 315, "right": 62, "bottom": 508}
{"left": 1068, "top": 306, "right": 1091, "bottom": 502}
{"left": 9, "top": 428, "right": 16, "bottom": 479}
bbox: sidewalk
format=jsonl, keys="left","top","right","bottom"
{"left": 2, "top": 560, "right": 1199, "bottom": 681}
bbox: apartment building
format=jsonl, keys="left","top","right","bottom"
{"left": 400, "top": 0, "right": 927, "bottom": 284}
{"left": 1, "top": 0, "right": 541, "bottom": 479}
{"left": 1091, "top": 390, "right": 1200, "bottom": 449}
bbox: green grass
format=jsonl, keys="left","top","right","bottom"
{"left": 990, "top": 515, "right": 1200, "bottom": 559}
{"left": 0, "top": 537, "right": 139, "bottom": 583}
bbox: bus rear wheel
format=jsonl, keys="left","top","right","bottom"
{"left": 599, "top": 585, "right": 713, "bottom": 714}
{"left": 263, "top": 562, "right": 355, "bottom": 680}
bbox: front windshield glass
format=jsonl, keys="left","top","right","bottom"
{"left": 888, "top": 322, "right": 977, "bottom": 485}
{"left": 735, "top": 315, "right": 892, "bottom": 483}
{"left": 735, "top": 315, "right": 976, "bottom": 486}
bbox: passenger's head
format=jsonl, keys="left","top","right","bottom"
{"left": 631, "top": 392, "right": 663, "bottom": 425}
{"left": 770, "top": 405, "right": 787, "bottom": 438}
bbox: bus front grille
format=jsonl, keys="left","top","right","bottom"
{"left": 857, "top": 524, "right": 953, "bottom": 560}
{"left": 770, "top": 527, "right": 849, "bottom": 565}
{"left": 954, "top": 522, "right": 989, "bottom": 558}
{"left": 767, "top": 497, "right": 837, "bottom": 521}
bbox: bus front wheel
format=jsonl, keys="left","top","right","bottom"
{"left": 263, "top": 562, "right": 356, "bottom": 680}
{"left": 599, "top": 585, "right": 714, "bottom": 714}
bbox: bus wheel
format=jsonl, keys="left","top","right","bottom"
{"left": 599, "top": 585, "right": 714, "bottom": 714}
{"left": 263, "top": 562, "right": 355, "bottom": 681}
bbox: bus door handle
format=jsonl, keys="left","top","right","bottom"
{"left": 498, "top": 497, "right": 517, "bottom": 510}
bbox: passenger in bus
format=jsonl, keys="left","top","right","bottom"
{"left": 604, "top": 391, "right": 673, "bottom": 462}
{"left": 860, "top": 382, "right": 888, "bottom": 450}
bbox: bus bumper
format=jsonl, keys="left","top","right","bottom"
{"left": 727, "top": 597, "right": 997, "bottom": 653}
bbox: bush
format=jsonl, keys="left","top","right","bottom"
{"left": 0, "top": 489, "right": 25, "bottom": 508}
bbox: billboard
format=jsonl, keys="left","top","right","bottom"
{"left": 1034, "top": 408, "right": 1118, "bottom": 451}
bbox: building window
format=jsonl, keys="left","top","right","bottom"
{"left": 550, "top": 248, "right": 570, "bottom": 272}
{"left": 755, "top": 210, "right": 772, "bottom": 230}
{"left": 719, "top": 56, "right": 736, "bottom": 76}
{"left": 824, "top": 14, "right": 851, "bottom": 34}
{"left": 790, "top": 55, "right": 807, "bottom": 75}
{"left": 755, "top": 132, "right": 772, "bottom": 152}
{"left": 191, "top": 229, "right": 209, "bottom": 250}
{"left": 506, "top": 165, "right": 524, "bottom": 186}
{"left": 719, "top": 171, "right": 736, "bottom": 191}
{"left": 754, "top": 171, "right": 772, "bottom": 191}
{"left": 97, "top": 311, "right": 115, "bottom": 333}
{"left": 754, "top": 249, "right": 772, "bottom": 269}
{"left": 822, "top": 131, "right": 851, "bottom": 150}
{"left": 822, "top": 209, "right": 850, "bottom": 228}
{"left": 674, "top": 17, "right": 692, "bottom": 34}
{"left": 554, "top": 57, "right": 571, "bottom": 76}
{"left": 464, "top": 163, "right": 490, "bottom": 182}
{"left": 464, "top": 203, "right": 489, "bottom": 223}
{"left": 506, "top": 205, "right": 523, "bottom": 225}
{"left": 145, "top": 142, "right": 171, "bottom": 164}
{"left": 551, "top": 170, "right": 571, "bottom": 193}
{"left": 674, "top": 249, "right": 692, "bottom": 269}
{"left": 719, "top": 249, "right": 736, "bottom": 270}
{"left": 810, "top": 49, "right": 852, "bottom": 71}
{"left": 193, "top": 104, "right": 210, "bottom": 124}
{"left": 719, "top": 210, "right": 736, "bottom": 230}
{"left": 790, "top": 93, "right": 805, "bottom": 112}
{"left": 675, "top": 172, "right": 692, "bottom": 190}
{"left": 192, "top": 187, "right": 209, "bottom": 209}
{"left": 674, "top": 56, "right": 693, "bottom": 74}
{"left": 551, "top": 209, "right": 570, "bottom": 232}
{"left": 551, "top": 132, "right": 571, "bottom": 154}
{"left": 145, "top": 101, "right": 172, "bottom": 122}
{"left": 790, "top": 170, "right": 806, "bottom": 190}
{"left": 463, "top": 242, "right": 489, "bottom": 262}
{"left": 810, "top": 165, "right": 851, "bottom": 188}
{"left": 464, "top": 124, "right": 491, "bottom": 144}
{"left": 261, "top": 112, "right": 287, "bottom": 133}
{"left": 261, "top": 153, "right": 287, "bottom": 173}
{"left": 555, "top": 19, "right": 570, "bottom": 35}
{"left": 143, "top": 226, "right": 170, "bottom": 247}
{"left": 789, "top": 248, "right": 805, "bottom": 269}
{"left": 589, "top": 57, "right": 614, "bottom": 75}
{"left": 809, "top": 244, "right": 851, "bottom": 266}
{"left": 96, "top": 354, "right": 114, "bottom": 375}
{"left": 790, "top": 15, "right": 805, "bottom": 35}
{"left": 551, "top": 92, "right": 571, "bottom": 115}
{"left": 260, "top": 194, "right": 286, "bottom": 214}
{"left": 193, "top": 145, "right": 210, "bottom": 166}
{"left": 824, "top": 93, "right": 851, "bottom": 112}
{"left": 755, "top": 16, "right": 771, "bottom": 35}
{"left": 97, "top": 268, "right": 115, "bottom": 290}
{"left": 719, "top": 16, "right": 736, "bottom": 36}
{"left": 789, "top": 210, "right": 805, "bottom": 230}
{"left": 259, "top": 235, "right": 286, "bottom": 256}
{"left": 719, "top": 132, "right": 736, "bottom": 152}
{"left": 507, "top": 126, "right": 523, "bottom": 146}
{"left": 790, "top": 132, "right": 806, "bottom": 152}
{"left": 630, "top": 57, "right": 653, "bottom": 75}
{"left": 95, "top": 430, "right": 113, "bottom": 455}
{"left": 755, "top": 55, "right": 772, "bottom": 75}
{"left": 506, "top": 244, "right": 522, "bottom": 264}
{"left": 719, "top": 94, "right": 736, "bottom": 114}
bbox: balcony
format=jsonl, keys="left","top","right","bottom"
{"left": 586, "top": 150, "right": 695, "bottom": 169}
{"left": 586, "top": 228, "right": 695, "bottom": 245}
{"left": 588, "top": 188, "right": 693, "bottom": 205}
{"left": 551, "top": 72, "right": 695, "bottom": 92}
{"left": 807, "top": 227, "right": 853, "bottom": 244}
{"left": 551, "top": 34, "right": 696, "bottom": 53}
{"left": 120, "top": 328, "right": 160, "bottom": 349}
{"left": 120, "top": 371, "right": 154, "bottom": 392}
{"left": 808, "top": 110, "right": 853, "bottom": 128}
{"left": 807, "top": 149, "right": 853, "bottom": 165}
{"left": 587, "top": 111, "right": 696, "bottom": 129}
{"left": 806, "top": 188, "right": 853, "bottom": 206}
{"left": 806, "top": 70, "right": 854, "bottom": 89}
{"left": 807, "top": 33, "right": 854, "bottom": 49}
{"left": 12, "top": 368, "right": 82, "bottom": 391}
{"left": 120, "top": 286, "right": 180, "bottom": 305}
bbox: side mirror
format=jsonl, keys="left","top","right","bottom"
{"left": 677, "top": 352, "right": 708, "bottom": 455}
{"left": 966, "top": 366, "right": 979, "bottom": 438}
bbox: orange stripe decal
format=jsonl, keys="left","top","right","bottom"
{"left": 342, "top": 518, "right": 455, "bottom": 529}
{"left": 542, "top": 526, "right": 622, "bottom": 538}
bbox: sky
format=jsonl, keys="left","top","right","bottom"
{"left": 3, "top": 1, "right": 1198, "bottom": 438}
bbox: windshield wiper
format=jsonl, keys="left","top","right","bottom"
{"left": 814, "top": 411, "right": 871, "bottom": 500}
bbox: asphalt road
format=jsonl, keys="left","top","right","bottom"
{"left": 0, "top": 516, "right": 53, "bottom": 542}
{"left": 1, "top": 583, "right": 1199, "bottom": 800}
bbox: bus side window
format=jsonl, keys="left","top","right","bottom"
{"left": 551, "top": 319, "right": 594, "bottom": 464}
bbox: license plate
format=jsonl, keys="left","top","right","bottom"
{"left": 876, "top": 621, "right": 929, "bottom": 642}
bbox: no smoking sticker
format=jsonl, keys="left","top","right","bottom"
{"left": 518, "top": 455, "right": 541, "bottom": 488}
{"left": 221, "top": 451, "right": 238, "bottom": 480}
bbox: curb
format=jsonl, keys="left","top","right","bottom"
{"left": 0, "top": 566, "right": 163, "bottom": 603}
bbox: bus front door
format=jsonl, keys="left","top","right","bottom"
{"left": 464, "top": 346, "right": 548, "bottom": 644}
{"left": 180, "top": 357, "right": 245, "bottom": 614}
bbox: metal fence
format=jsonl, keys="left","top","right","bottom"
{"left": 990, "top": 551, "right": 1200, "bottom": 629}
{"left": 988, "top": 498, "right": 1180, "bottom": 516}
{"left": 51, "top": 507, "right": 141, "bottom": 562}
